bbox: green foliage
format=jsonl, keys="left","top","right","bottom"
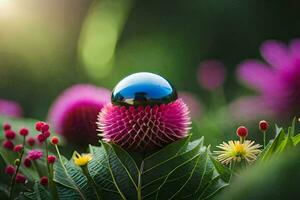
{"left": 259, "top": 120, "right": 300, "bottom": 161}
{"left": 23, "top": 183, "right": 52, "bottom": 200}
{"left": 51, "top": 136, "right": 229, "bottom": 200}
{"left": 215, "top": 146, "right": 300, "bottom": 200}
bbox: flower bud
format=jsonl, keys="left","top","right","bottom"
{"left": 2, "top": 140, "right": 14, "bottom": 150}
{"left": 5, "top": 130, "right": 16, "bottom": 140}
{"left": 3, "top": 123, "right": 11, "bottom": 131}
{"left": 259, "top": 120, "right": 269, "bottom": 132}
{"left": 47, "top": 155, "right": 57, "bottom": 164}
{"left": 15, "top": 173, "right": 27, "bottom": 184}
{"left": 37, "top": 134, "right": 46, "bottom": 143}
{"left": 13, "top": 144, "right": 23, "bottom": 152}
{"left": 4, "top": 165, "right": 15, "bottom": 175}
{"left": 23, "top": 157, "right": 32, "bottom": 168}
{"left": 27, "top": 137, "right": 35, "bottom": 147}
{"left": 50, "top": 136, "right": 59, "bottom": 145}
{"left": 40, "top": 176, "right": 49, "bottom": 186}
{"left": 43, "top": 131, "right": 51, "bottom": 138}
{"left": 14, "top": 159, "right": 20, "bottom": 165}
{"left": 41, "top": 124, "right": 49, "bottom": 132}
{"left": 19, "top": 128, "right": 29, "bottom": 136}
{"left": 35, "top": 121, "right": 45, "bottom": 132}
{"left": 236, "top": 126, "right": 248, "bottom": 138}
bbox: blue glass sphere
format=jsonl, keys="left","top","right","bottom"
{"left": 112, "top": 72, "right": 178, "bottom": 106}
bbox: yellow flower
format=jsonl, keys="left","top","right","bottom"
{"left": 214, "top": 140, "right": 262, "bottom": 165}
{"left": 73, "top": 152, "right": 93, "bottom": 166}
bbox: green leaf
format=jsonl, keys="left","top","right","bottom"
{"left": 23, "top": 182, "right": 52, "bottom": 200}
{"left": 288, "top": 117, "right": 296, "bottom": 136}
{"left": 53, "top": 153, "right": 97, "bottom": 199}
{"left": 259, "top": 127, "right": 286, "bottom": 161}
{"left": 292, "top": 133, "right": 300, "bottom": 145}
{"left": 55, "top": 136, "right": 230, "bottom": 200}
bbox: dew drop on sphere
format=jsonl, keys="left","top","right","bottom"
{"left": 111, "top": 72, "right": 178, "bottom": 106}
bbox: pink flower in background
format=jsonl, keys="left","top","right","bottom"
{"left": 228, "top": 96, "right": 273, "bottom": 122}
{"left": 48, "top": 84, "right": 110, "bottom": 146}
{"left": 197, "top": 60, "right": 226, "bottom": 91}
{"left": 178, "top": 91, "right": 202, "bottom": 119}
{"left": 0, "top": 99, "right": 23, "bottom": 118}
{"left": 237, "top": 39, "right": 300, "bottom": 120}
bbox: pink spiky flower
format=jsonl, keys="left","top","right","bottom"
{"left": 97, "top": 72, "right": 191, "bottom": 151}
{"left": 48, "top": 84, "right": 110, "bottom": 146}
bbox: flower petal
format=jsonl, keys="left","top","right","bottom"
{"left": 290, "top": 39, "right": 300, "bottom": 60}
{"left": 229, "top": 96, "right": 273, "bottom": 122}
{"left": 260, "top": 40, "right": 290, "bottom": 69}
{"left": 237, "top": 60, "right": 275, "bottom": 91}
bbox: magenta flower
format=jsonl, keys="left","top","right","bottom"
{"left": 0, "top": 99, "right": 23, "bottom": 118}
{"left": 48, "top": 84, "right": 110, "bottom": 146}
{"left": 27, "top": 149, "right": 43, "bottom": 160}
{"left": 237, "top": 39, "right": 300, "bottom": 119}
{"left": 178, "top": 91, "right": 202, "bottom": 119}
{"left": 197, "top": 60, "right": 226, "bottom": 91}
{"left": 228, "top": 96, "right": 272, "bottom": 122}
{"left": 98, "top": 99, "right": 191, "bottom": 151}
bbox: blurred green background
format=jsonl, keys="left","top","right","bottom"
{"left": 1, "top": 0, "right": 300, "bottom": 144}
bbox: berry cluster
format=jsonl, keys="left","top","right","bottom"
{"left": 2, "top": 121, "right": 60, "bottom": 198}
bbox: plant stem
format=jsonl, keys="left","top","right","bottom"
{"left": 45, "top": 141, "right": 59, "bottom": 200}
{"left": 32, "top": 160, "right": 43, "bottom": 178}
{"left": 9, "top": 136, "right": 26, "bottom": 200}
{"left": 263, "top": 131, "right": 266, "bottom": 148}
{"left": 240, "top": 137, "right": 245, "bottom": 144}
{"left": 49, "top": 164, "right": 59, "bottom": 200}
{"left": 45, "top": 141, "right": 50, "bottom": 173}
{"left": 229, "top": 161, "right": 236, "bottom": 182}
{"left": 82, "top": 165, "right": 102, "bottom": 200}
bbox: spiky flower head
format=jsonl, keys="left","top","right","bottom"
{"left": 215, "top": 140, "right": 262, "bottom": 165}
{"left": 98, "top": 72, "right": 191, "bottom": 151}
{"left": 48, "top": 84, "right": 110, "bottom": 146}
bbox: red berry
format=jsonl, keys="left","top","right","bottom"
{"left": 47, "top": 155, "right": 56, "bottom": 164}
{"left": 43, "top": 131, "right": 51, "bottom": 138}
{"left": 40, "top": 176, "right": 48, "bottom": 186}
{"left": 41, "top": 124, "right": 49, "bottom": 132}
{"left": 5, "top": 130, "right": 16, "bottom": 140}
{"left": 35, "top": 121, "right": 45, "bottom": 131}
{"left": 27, "top": 137, "right": 35, "bottom": 146}
{"left": 2, "top": 140, "right": 14, "bottom": 150}
{"left": 37, "top": 134, "right": 46, "bottom": 143}
{"left": 23, "top": 157, "right": 32, "bottom": 168}
{"left": 15, "top": 173, "right": 27, "bottom": 184}
{"left": 13, "top": 144, "right": 23, "bottom": 152}
{"left": 3, "top": 123, "right": 11, "bottom": 131}
{"left": 259, "top": 120, "right": 269, "bottom": 132}
{"left": 236, "top": 126, "right": 248, "bottom": 138}
{"left": 4, "top": 165, "right": 15, "bottom": 175}
{"left": 19, "top": 128, "right": 29, "bottom": 136}
{"left": 50, "top": 136, "right": 59, "bottom": 145}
